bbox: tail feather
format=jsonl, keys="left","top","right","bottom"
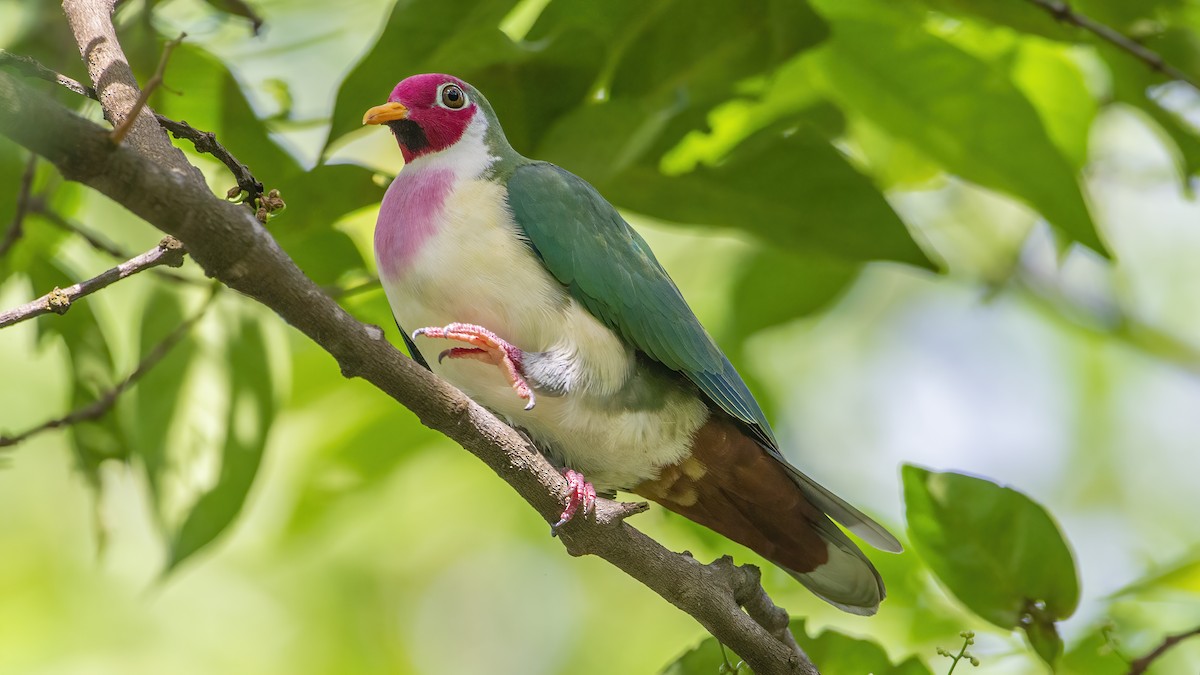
{"left": 634, "top": 414, "right": 894, "bottom": 615}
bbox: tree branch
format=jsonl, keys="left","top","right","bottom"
{"left": 0, "top": 287, "right": 215, "bottom": 449}
{"left": 0, "top": 49, "right": 97, "bottom": 98}
{"left": 0, "top": 19, "right": 817, "bottom": 675}
{"left": 62, "top": 0, "right": 196, "bottom": 175}
{"left": 1022, "top": 0, "right": 1200, "bottom": 92}
{"left": 1128, "top": 625, "right": 1200, "bottom": 675}
{"left": 0, "top": 236, "right": 187, "bottom": 329}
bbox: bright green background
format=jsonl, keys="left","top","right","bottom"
{"left": 2, "top": 0, "right": 1200, "bottom": 672}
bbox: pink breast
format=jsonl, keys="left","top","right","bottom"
{"left": 374, "top": 167, "right": 454, "bottom": 280}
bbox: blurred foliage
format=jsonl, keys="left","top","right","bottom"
{"left": 2, "top": 0, "right": 1200, "bottom": 673}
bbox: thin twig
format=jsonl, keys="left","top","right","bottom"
{"left": 1127, "top": 626, "right": 1200, "bottom": 675}
{"left": 0, "top": 155, "right": 36, "bottom": 257}
{"left": 155, "top": 116, "right": 263, "bottom": 204}
{"left": 109, "top": 33, "right": 185, "bottom": 145}
{"left": 1023, "top": 0, "right": 1200, "bottom": 92}
{"left": 0, "top": 287, "right": 216, "bottom": 449}
{"left": 0, "top": 236, "right": 187, "bottom": 329}
{"left": 0, "top": 49, "right": 97, "bottom": 99}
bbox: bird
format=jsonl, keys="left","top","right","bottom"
{"left": 362, "top": 73, "right": 902, "bottom": 615}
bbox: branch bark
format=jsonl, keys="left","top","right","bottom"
{"left": 0, "top": 4, "right": 819, "bottom": 673}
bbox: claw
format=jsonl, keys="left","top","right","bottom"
{"left": 551, "top": 469, "right": 596, "bottom": 535}
{"left": 412, "top": 322, "right": 535, "bottom": 409}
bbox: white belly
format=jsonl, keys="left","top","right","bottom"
{"left": 376, "top": 176, "right": 707, "bottom": 490}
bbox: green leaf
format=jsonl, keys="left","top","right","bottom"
{"left": 1060, "top": 625, "right": 1129, "bottom": 675}
{"left": 609, "top": 0, "right": 828, "bottom": 106}
{"left": 810, "top": 15, "right": 1105, "bottom": 254}
{"left": 1025, "top": 613, "right": 1065, "bottom": 668}
{"left": 607, "top": 122, "right": 930, "bottom": 266}
{"left": 157, "top": 44, "right": 379, "bottom": 282}
{"left": 1010, "top": 38, "right": 1098, "bottom": 170}
{"left": 1104, "top": 42, "right": 1200, "bottom": 180}
{"left": 792, "top": 618, "right": 933, "bottom": 675}
{"left": 134, "top": 287, "right": 199, "bottom": 500}
{"left": 24, "top": 256, "right": 125, "bottom": 485}
{"left": 326, "top": 0, "right": 526, "bottom": 150}
{"left": 168, "top": 313, "right": 277, "bottom": 571}
{"left": 728, "top": 250, "right": 859, "bottom": 341}
{"left": 902, "top": 466, "right": 1080, "bottom": 638}
{"left": 662, "top": 618, "right": 931, "bottom": 674}
{"left": 150, "top": 45, "right": 311, "bottom": 181}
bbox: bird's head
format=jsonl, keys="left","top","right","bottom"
{"left": 362, "top": 73, "right": 482, "bottom": 164}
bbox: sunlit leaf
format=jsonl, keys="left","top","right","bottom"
{"left": 1010, "top": 38, "right": 1098, "bottom": 170}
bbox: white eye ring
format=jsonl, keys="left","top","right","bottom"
{"left": 436, "top": 83, "right": 469, "bottom": 110}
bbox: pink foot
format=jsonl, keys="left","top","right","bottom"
{"left": 412, "top": 322, "right": 535, "bottom": 410}
{"left": 551, "top": 469, "right": 596, "bottom": 535}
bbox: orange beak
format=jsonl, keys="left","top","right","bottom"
{"left": 362, "top": 101, "right": 409, "bottom": 125}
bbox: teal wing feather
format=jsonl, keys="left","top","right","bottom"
{"left": 506, "top": 162, "right": 777, "bottom": 448}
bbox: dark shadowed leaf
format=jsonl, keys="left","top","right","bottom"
{"left": 902, "top": 465, "right": 1079, "bottom": 666}
{"left": 168, "top": 314, "right": 276, "bottom": 570}
{"left": 326, "top": 0, "right": 525, "bottom": 150}
{"left": 609, "top": 0, "right": 828, "bottom": 106}
{"left": 728, "top": 250, "right": 860, "bottom": 342}
{"left": 608, "top": 123, "right": 929, "bottom": 266}
{"left": 811, "top": 15, "right": 1105, "bottom": 254}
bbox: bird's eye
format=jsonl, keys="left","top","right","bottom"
{"left": 439, "top": 84, "right": 467, "bottom": 110}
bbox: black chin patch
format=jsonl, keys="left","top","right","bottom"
{"left": 387, "top": 119, "right": 429, "bottom": 155}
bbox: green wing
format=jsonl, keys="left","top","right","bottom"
{"left": 506, "top": 162, "right": 777, "bottom": 448}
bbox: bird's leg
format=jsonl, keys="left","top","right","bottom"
{"left": 411, "top": 322, "right": 535, "bottom": 410}
{"left": 551, "top": 468, "right": 597, "bottom": 535}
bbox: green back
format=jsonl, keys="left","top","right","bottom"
{"left": 506, "top": 162, "right": 777, "bottom": 448}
